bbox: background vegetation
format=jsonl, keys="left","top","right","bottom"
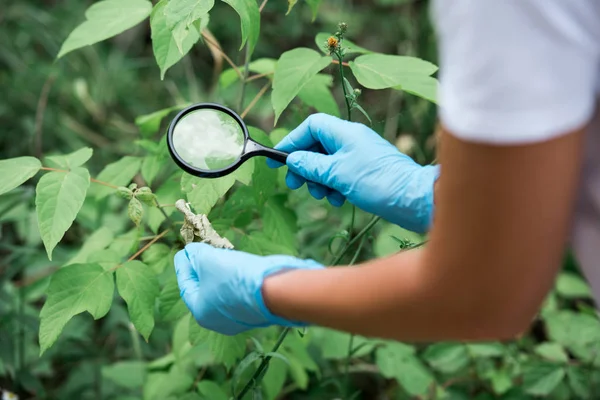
{"left": 1, "top": 0, "right": 599, "bottom": 399}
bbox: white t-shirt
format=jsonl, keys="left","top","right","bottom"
{"left": 431, "top": 1, "right": 600, "bottom": 302}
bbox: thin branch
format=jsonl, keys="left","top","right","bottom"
{"left": 201, "top": 32, "right": 243, "bottom": 80}
{"left": 40, "top": 167, "right": 118, "bottom": 189}
{"left": 240, "top": 82, "right": 272, "bottom": 118}
{"left": 34, "top": 73, "right": 56, "bottom": 159}
{"left": 110, "top": 229, "right": 170, "bottom": 272}
{"left": 245, "top": 72, "right": 272, "bottom": 82}
{"left": 259, "top": 0, "right": 268, "bottom": 12}
{"left": 331, "top": 59, "right": 350, "bottom": 67}
{"left": 238, "top": 45, "right": 252, "bottom": 112}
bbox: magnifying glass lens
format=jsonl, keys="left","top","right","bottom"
{"left": 172, "top": 108, "right": 245, "bottom": 171}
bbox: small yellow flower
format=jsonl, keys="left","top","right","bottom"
{"left": 327, "top": 36, "right": 338, "bottom": 48}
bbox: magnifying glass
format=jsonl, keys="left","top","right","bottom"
{"left": 166, "top": 103, "right": 288, "bottom": 178}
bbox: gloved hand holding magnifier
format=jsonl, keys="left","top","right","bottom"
{"left": 167, "top": 103, "right": 288, "bottom": 178}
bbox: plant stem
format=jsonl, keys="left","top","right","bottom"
{"left": 238, "top": 45, "right": 251, "bottom": 113}
{"left": 331, "top": 216, "right": 380, "bottom": 265}
{"left": 236, "top": 327, "right": 289, "bottom": 399}
{"left": 241, "top": 81, "right": 271, "bottom": 118}
{"left": 201, "top": 32, "right": 243, "bottom": 80}
{"left": 111, "top": 229, "right": 170, "bottom": 271}
{"left": 40, "top": 167, "right": 118, "bottom": 189}
{"left": 337, "top": 52, "right": 352, "bottom": 121}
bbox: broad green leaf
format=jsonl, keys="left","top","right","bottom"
{"left": 93, "top": 156, "right": 142, "bottom": 199}
{"left": 297, "top": 74, "right": 340, "bottom": 117}
{"left": 263, "top": 196, "right": 297, "bottom": 250}
{"left": 315, "top": 32, "right": 371, "bottom": 55}
{"left": 556, "top": 272, "right": 591, "bottom": 299}
{"left": 262, "top": 358, "right": 287, "bottom": 400}
{"left": 108, "top": 228, "right": 140, "bottom": 259}
{"left": 188, "top": 316, "right": 247, "bottom": 370}
{"left": 143, "top": 364, "right": 194, "bottom": 400}
{"left": 151, "top": 0, "right": 201, "bottom": 80}
{"left": 251, "top": 161, "right": 277, "bottom": 208}
{"left": 87, "top": 249, "right": 121, "bottom": 271}
{"left": 36, "top": 168, "right": 90, "bottom": 260}
{"left": 197, "top": 381, "right": 229, "bottom": 400}
{"left": 46, "top": 147, "right": 93, "bottom": 169}
{"left": 158, "top": 277, "right": 189, "bottom": 322}
{"left": 310, "top": 327, "right": 376, "bottom": 360}
{"left": 304, "top": 0, "right": 321, "bottom": 21}
{"left": 102, "top": 361, "right": 147, "bottom": 389}
{"left": 116, "top": 261, "right": 160, "bottom": 341}
{"left": 488, "top": 368, "right": 512, "bottom": 395}
{"left": 135, "top": 104, "right": 190, "bottom": 136}
{"left": 164, "top": 0, "right": 214, "bottom": 30}
{"left": 128, "top": 197, "right": 143, "bottom": 227}
{"left": 141, "top": 155, "right": 166, "bottom": 186}
{"left": 39, "top": 264, "right": 114, "bottom": 354}
{"left": 376, "top": 343, "right": 433, "bottom": 396}
{"left": 66, "top": 226, "right": 114, "bottom": 265}
{"left": 423, "top": 343, "right": 469, "bottom": 374}
{"left": 534, "top": 342, "right": 568, "bottom": 363}
{"left": 567, "top": 366, "right": 590, "bottom": 399}
{"left": 57, "top": 0, "right": 152, "bottom": 58}
{"left": 349, "top": 54, "right": 437, "bottom": 95}
{"left": 181, "top": 173, "right": 235, "bottom": 215}
{"left": 0, "top": 157, "right": 42, "bottom": 196}
{"left": 466, "top": 342, "right": 505, "bottom": 358}
{"left": 231, "top": 351, "right": 263, "bottom": 394}
{"left": 238, "top": 232, "right": 297, "bottom": 256}
{"left": 147, "top": 176, "right": 181, "bottom": 233}
{"left": 393, "top": 76, "right": 438, "bottom": 104}
{"left": 222, "top": 0, "right": 260, "bottom": 56}
{"left": 523, "top": 362, "right": 565, "bottom": 396}
{"left": 271, "top": 48, "right": 332, "bottom": 124}
{"left": 545, "top": 311, "right": 600, "bottom": 362}
{"left": 231, "top": 158, "right": 255, "bottom": 186}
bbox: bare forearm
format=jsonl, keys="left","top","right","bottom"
{"left": 263, "top": 249, "right": 514, "bottom": 342}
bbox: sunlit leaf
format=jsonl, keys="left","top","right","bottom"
{"left": 36, "top": 168, "right": 90, "bottom": 260}
{"left": 58, "top": 0, "right": 152, "bottom": 58}
{"left": 39, "top": 264, "right": 114, "bottom": 354}
{"left": 222, "top": 0, "right": 260, "bottom": 55}
{"left": 93, "top": 156, "right": 142, "bottom": 199}
{"left": 46, "top": 147, "right": 93, "bottom": 169}
{"left": 0, "top": 156, "right": 42, "bottom": 196}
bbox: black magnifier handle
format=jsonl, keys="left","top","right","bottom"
{"left": 245, "top": 139, "right": 289, "bottom": 164}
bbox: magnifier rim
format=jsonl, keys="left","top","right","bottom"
{"left": 167, "top": 102, "right": 249, "bottom": 178}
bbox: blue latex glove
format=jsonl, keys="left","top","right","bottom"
{"left": 174, "top": 243, "right": 324, "bottom": 335}
{"left": 267, "top": 113, "right": 439, "bottom": 233}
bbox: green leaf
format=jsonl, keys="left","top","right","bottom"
{"left": 349, "top": 54, "right": 437, "bottom": 92}
{"left": 251, "top": 161, "right": 277, "bottom": 207}
{"left": 142, "top": 243, "right": 173, "bottom": 274}
{"left": 488, "top": 368, "right": 512, "bottom": 395}
{"left": 286, "top": 0, "right": 298, "bottom": 15}
{"left": 304, "top": 0, "right": 321, "bottom": 21}
{"left": 534, "top": 342, "right": 569, "bottom": 363}
{"left": 135, "top": 104, "right": 190, "bottom": 136}
{"left": 232, "top": 351, "right": 263, "bottom": 394}
{"left": 197, "top": 381, "right": 229, "bottom": 400}
{"left": 297, "top": 74, "right": 340, "bottom": 117}
{"left": 222, "top": 0, "right": 260, "bottom": 56}
{"left": 264, "top": 196, "right": 297, "bottom": 250}
{"left": 188, "top": 316, "right": 247, "bottom": 370}
{"left": 164, "top": 0, "right": 214, "bottom": 30}
{"left": 0, "top": 156, "right": 42, "bottom": 196}
{"left": 93, "top": 156, "right": 142, "bottom": 199}
{"left": 143, "top": 365, "right": 194, "bottom": 400}
{"left": 556, "top": 272, "right": 592, "bottom": 299}
{"left": 46, "top": 147, "right": 93, "bottom": 169}
{"left": 128, "top": 197, "right": 144, "bottom": 227}
{"left": 545, "top": 311, "right": 600, "bottom": 362}
{"left": 523, "top": 362, "right": 565, "bottom": 396}
{"left": 567, "top": 366, "right": 590, "bottom": 399}
{"left": 158, "top": 277, "right": 189, "bottom": 322}
{"left": 353, "top": 103, "right": 372, "bottom": 125}
{"left": 39, "top": 264, "right": 114, "bottom": 354}
{"left": 315, "top": 32, "right": 371, "bottom": 55}
{"left": 311, "top": 327, "right": 376, "bottom": 360}
{"left": 466, "top": 342, "right": 505, "bottom": 358}
{"left": 231, "top": 158, "right": 255, "bottom": 186}
{"left": 376, "top": 343, "right": 433, "bottom": 396}
{"left": 181, "top": 173, "right": 236, "bottom": 215}
{"left": 57, "top": 0, "right": 152, "bottom": 58}
{"left": 141, "top": 155, "right": 166, "bottom": 186}
{"left": 271, "top": 48, "right": 332, "bottom": 124}
{"left": 393, "top": 76, "right": 438, "bottom": 104}
{"left": 66, "top": 226, "right": 114, "bottom": 265}
{"left": 102, "top": 361, "right": 147, "bottom": 389}
{"left": 238, "top": 232, "right": 297, "bottom": 256}
{"left": 116, "top": 261, "right": 160, "bottom": 341}
{"left": 151, "top": 0, "right": 201, "bottom": 80}
{"left": 423, "top": 343, "right": 469, "bottom": 374}
{"left": 147, "top": 176, "right": 182, "bottom": 233}
{"left": 36, "top": 168, "right": 90, "bottom": 260}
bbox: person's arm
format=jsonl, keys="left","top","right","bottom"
{"left": 263, "top": 126, "right": 586, "bottom": 342}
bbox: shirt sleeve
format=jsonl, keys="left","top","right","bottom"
{"left": 431, "top": 0, "right": 600, "bottom": 144}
